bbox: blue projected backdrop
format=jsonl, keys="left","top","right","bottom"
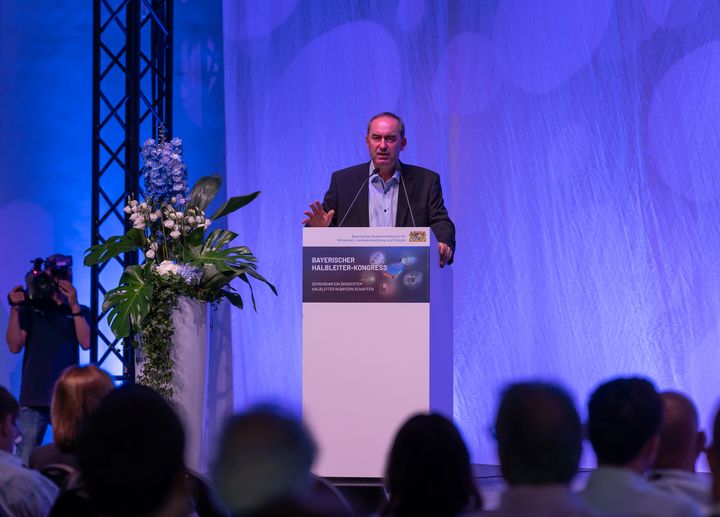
{"left": 222, "top": 0, "right": 720, "bottom": 466}
{"left": 3, "top": 0, "right": 720, "bottom": 468}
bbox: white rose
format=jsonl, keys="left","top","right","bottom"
{"left": 156, "top": 260, "right": 180, "bottom": 276}
{"left": 145, "top": 249, "right": 155, "bottom": 259}
{"left": 187, "top": 216, "right": 196, "bottom": 225}
{"left": 204, "top": 219, "right": 212, "bottom": 228}
{"left": 140, "top": 202, "right": 148, "bottom": 209}
{"left": 149, "top": 213, "right": 158, "bottom": 222}
{"left": 170, "top": 229, "right": 181, "bottom": 239}
{"left": 123, "top": 206, "right": 132, "bottom": 214}
{"left": 164, "top": 219, "right": 174, "bottom": 228}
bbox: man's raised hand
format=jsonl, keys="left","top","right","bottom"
{"left": 302, "top": 200, "right": 334, "bottom": 227}
{"left": 7, "top": 285, "right": 25, "bottom": 306}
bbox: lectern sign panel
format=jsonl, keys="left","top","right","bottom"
{"left": 303, "top": 246, "right": 430, "bottom": 303}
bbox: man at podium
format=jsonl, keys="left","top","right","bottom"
{"left": 302, "top": 112, "right": 456, "bottom": 266}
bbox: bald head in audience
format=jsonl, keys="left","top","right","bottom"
{"left": 653, "top": 392, "right": 705, "bottom": 472}
{"left": 704, "top": 403, "right": 720, "bottom": 505}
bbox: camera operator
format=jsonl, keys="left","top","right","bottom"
{"left": 5, "top": 254, "right": 90, "bottom": 465}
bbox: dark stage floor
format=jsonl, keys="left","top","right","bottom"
{"left": 330, "top": 464, "right": 595, "bottom": 514}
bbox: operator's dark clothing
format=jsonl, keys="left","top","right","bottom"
{"left": 18, "top": 302, "right": 90, "bottom": 407}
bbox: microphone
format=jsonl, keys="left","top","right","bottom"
{"left": 399, "top": 169, "right": 416, "bottom": 226}
{"left": 338, "top": 169, "right": 378, "bottom": 227}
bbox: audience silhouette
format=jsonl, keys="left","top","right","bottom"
{"left": 380, "top": 413, "right": 482, "bottom": 517}
{"left": 491, "top": 382, "right": 616, "bottom": 516}
{"left": 0, "top": 386, "right": 58, "bottom": 516}
{"left": 30, "top": 365, "right": 114, "bottom": 486}
{"left": 648, "top": 391, "right": 711, "bottom": 513}
{"left": 3, "top": 373, "right": 720, "bottom": 516}
{"left": 212, "top": 404, "right": 348, "bottom": 517}
{"left": 581, "top": 377, "right": 702, "bottom": 517}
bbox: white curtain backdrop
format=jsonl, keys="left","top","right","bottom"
{"left": 222, "top": 0, "right": 720, "bottom": 466}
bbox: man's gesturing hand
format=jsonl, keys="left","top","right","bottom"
{"left": 438, "top": 242, "right": 453, "bottom": 268}
{"left": 302, "top": 200, "right": 335, "bottom": 227}
{"left": 7, "top": 285, "right": 25, "bottom": 306}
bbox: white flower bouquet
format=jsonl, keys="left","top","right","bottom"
{"left": 84, "top": 131, "right": 275, "bottom": 396}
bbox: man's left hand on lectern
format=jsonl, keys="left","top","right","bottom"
{"left": 438, "top": 242, "right": 453, "bottom": 268}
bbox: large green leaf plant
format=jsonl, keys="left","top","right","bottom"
{"left": 85, "top": 174, "right": 276, "bottom": 397}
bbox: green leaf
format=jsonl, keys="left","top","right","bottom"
{"left": 235, "top": 271, "right": 278, "bottom": 311}
{"left": 209, "top": 191, "right": 260, "bottom": 222}
{"left": 238, "top": 273, "right": 257, "bottom": 311}
{"left": 242, "top": 268, "right": 278, "bottom": 296}
{"left": 84, "top": 229, "right": 146, "bottom": 266}
{"left": 187, "top": 175, "right": 222, "bottom": 211}
{"left": 101, "top": 265, "right": 152, "bottom": 339}
{"left": 201, "top": 266, "right": 240, "bottom": 291}
{"left": 220, "top": 288, "right": 243, "bottom": 309}
{"left": 190, "top": 249, "right": 239, "bottom": 272}
{"left": 186, "top": 230, "right": 256, "bottom": 273}
{"left": 202, "top": 229, "right": 239, "bottom": 253}
{"left": 185, "top": 227, "right": 205, "bottom": 248}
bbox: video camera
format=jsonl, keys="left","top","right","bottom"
{"left": 25, "top": 255, "right": 73, "bottom": 301}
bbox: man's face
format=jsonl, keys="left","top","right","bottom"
{"left": 366, "top": 116, "right": 406, "bottom": 171}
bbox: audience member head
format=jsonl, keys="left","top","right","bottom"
{"left": 588, "top": 377, "right": 662, "bottom": 472}
{"left": 706, "top": 406, "right": 720, "bottom": 492}
{"left": 51, "top": 365, "right": 114, "bottom": 452}
{"left": 495, "top": 382, "right": 581, "bottom": 485}
{"left": 0, "top": 386, "right": 19, "bottom": 454}
{"left": 652, "top": 391, "right": 705, "bottom": 472}
{"left": 212, "top": 404, "right": 317, "bottom": 515}
{"left": 382, "top": 413, "right": 482, "bottom": 517}
{"left": 76, "top": 384, "right": 187, "bottom": 517}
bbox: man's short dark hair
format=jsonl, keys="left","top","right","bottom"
{"left": 0, "top": 386, "right": 19, "bottom": 422}
{"left": 367, "top": 112, "right": 405, "bottom": 138}
{"left": 495, "top": 382, "right": 581, "bottom": 484}
{"left": 76, "top": 384, "right": 185, "bottom": 516}
{"left": 588, "top": 377, "right": 662, "bottom": 466}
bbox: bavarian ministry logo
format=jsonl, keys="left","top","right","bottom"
{"left": 408, "top": 230, "right": 427, "bottom": 242}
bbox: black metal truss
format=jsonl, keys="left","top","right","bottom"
{"left": 91, "top": 0, "right": 173, "bottom": 382}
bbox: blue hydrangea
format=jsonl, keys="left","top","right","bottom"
{"left": 142, "top": 137, "right": 188, "bottom": 206}
{"left": 177, "top": 264, "right": 203, "bottom": 284}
